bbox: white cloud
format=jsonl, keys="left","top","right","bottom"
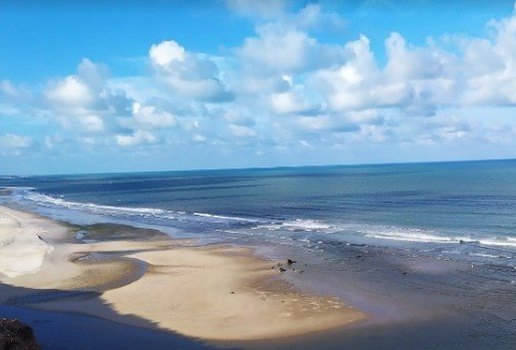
{"left": 192, "top": 133, "right": 207, "bottom": 143}
{"left": 293, "top": 4, "right": 346, "bottom": 32}
{"left": 0, "top": 80, "right": 18, "bottom": 98}
{"left": 43, "top": 59, "right": 138, "bottom": 140}
{"left": 0, "top": 134, "right": 33, "bottom": 155}
{"left": 45, "top": 59, "right": 111, "bottom": 120}
{"left": 240, "top": 27, "right": 313, "bottom": 73}
{"left": 385, "top": 33, "right": 448, "bottom": 80}
{"left": 310, "top": 32, "right": 460, "bottom": 116}
{"left": 228, "top": 124, "right": 257, "bottom": 138}
{"left": 5, "top": 2, "right": 516, "bottom": 163}
{"left": 239, "top": 24, "right": 342, "bottom": 74}
{"left": 45, "top": 59, "right": 109, "bottom": 112}
{"left": 149, "top": 40, "right": 186, "bottom": 66}
{"left": 46, "top": 76, "right": 94, "bottom": 108}
{"left": 294, "top": 115, "right": 359, "bottom": 133}
{"left": 310, "top": 35, "right": 386, "bottom": 111}
{"left": 81, "top": 115, "right": 105, "bottom": 132}
{"left": 77, "top": 58, "right": 109, "bottom": 90}
{"left": 116, "top": 130, "right": 157, "bottom": 147}
{"left": 0, "top": 80, "right": 32, "bottom": 117}
{"left": 149, "top": 40, "right": 232, "bottom": 102}
{"left": 459, "top": 11, "right": 516, "bottom": 106}
{"left": 270, "top": 90, "right": 318, "bottom": 115}
{"left": 347, "top": 110, "right": 384, "bottom": 125}
{"left": 123, "top": 102, "right": 177, "bottom": 129}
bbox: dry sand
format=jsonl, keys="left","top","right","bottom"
{"left": 0, "top": 205, "right": 365, "bottom": 341}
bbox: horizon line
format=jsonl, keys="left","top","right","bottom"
{"left": 2, "top": 156, "right": 515, "bottom": 178}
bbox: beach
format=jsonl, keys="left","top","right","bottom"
{"left": 1, "top": 162, "right": 515, "bottom": 349}
{"left": 0, "top": 205, "right": 365, "bottom": 345}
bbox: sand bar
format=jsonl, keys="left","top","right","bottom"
{"left": 0, "top": 205, "right": 365, "bottom": 341}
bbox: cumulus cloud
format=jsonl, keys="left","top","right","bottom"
{"left": 4, "top": 2, "right": 516, "bottom": 164}
{"left": 238, "top": 24, "right": 343, "bottom": 74}
{"left": 43, "top": 58, "right": 141, "bottom": 141}
{"left": 118, "top": 102, "right": 177, "bottom": 130}
{"left": 127, "top": 2, "right": 516, "bottom": 153}
{"left": 149, "top": 40, "right": 233, "bottom": 102}
{"left": 149, "top": 40, "right": 186, "bottom": 66}
{"left": 270, "top": 90, "right": 319, "bottom": 115}
{"left": 460, "top": 10, "right": 516, "bottom": 106}
{"left": 310, "top": 31, "right": 460, "bottom": 118}
{"left": 45, "top": 59, "right": 109, "bottom": 112}
{"left": 46, "top": 76, "right": 94, "bottom": 108}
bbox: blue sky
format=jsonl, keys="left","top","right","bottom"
{"left": 1, "top": 0, "right": 516, "bottom": 174}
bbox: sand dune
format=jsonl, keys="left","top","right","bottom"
{"left": 0, "top": 207, "right": 54, "bottom": 278}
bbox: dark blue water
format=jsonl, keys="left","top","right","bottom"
{"left": 1, "top": 159, "right": 516, "bottom": 264}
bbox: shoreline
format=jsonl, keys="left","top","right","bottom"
{"left": 0, "top": 205, "right": 365, "bottom": 343}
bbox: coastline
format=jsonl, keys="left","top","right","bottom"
{"left": 0, "top": 205, "right": 365, "bottom": 344}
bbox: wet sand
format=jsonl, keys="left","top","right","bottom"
{"left": 0, "top": 205, "right": 365, "bottom": 343}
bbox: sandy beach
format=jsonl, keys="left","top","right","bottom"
{"left": 0, "top": 205, "right": 365, "bottom": 343}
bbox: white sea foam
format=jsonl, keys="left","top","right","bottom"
{"left": 363, "top": 227, "right": 458, "bottom": 244}
{"left": 19, "top": 189, "right": 258, "bottom": 225}
{"left": 24, "top": 191, "right": 165, "bottom": 216}
{"left": 192, "top": 212, "right": 258, "bottom": 222}
{"left": 282, "top": 219, "right": 331, "bottom": 230}
{"left": 362, "top": 225, "right": 516, "bottom": 249}
{"left": 15, "top": 189, "right": 516, "bottom": 250}
{"left": 469, "top": 253, "right": 512, "bottom": 259}
{"left": 477, "top": 237, "right": 516, "bottom": 248}
{"left": 254, "top": 219, "right": 333, "bottom": 232}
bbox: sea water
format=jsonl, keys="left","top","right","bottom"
{"left": 1, "top": 159, "right": 515, "bottom": 348}
{"left": 2, "top": 159, "right": 515, "bottom": 263}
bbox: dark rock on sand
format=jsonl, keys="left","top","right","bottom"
{"left": 279, "top": 267, "right": 287, "bottom": 273}
{"left": 287, "top": 259, "right": 297, "bottom": 265}
{"left": 0, "top": 318, "right": 40, "bottom": 350}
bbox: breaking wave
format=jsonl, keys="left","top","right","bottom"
{"left": 10, "top": 188, "right": 516, "bottom": 250}
{"left": 15, "top": 189, "right": 259, "bottom": 226}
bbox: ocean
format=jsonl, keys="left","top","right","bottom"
{"left": 1, "top": 159, "right": 516, "bottom": 263}
{"left": 1, "top": 159, "right": 515, "bottom": 348}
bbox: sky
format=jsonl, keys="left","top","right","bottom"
{"left": 1, "top": 0, "right": 516, "bottom": 175}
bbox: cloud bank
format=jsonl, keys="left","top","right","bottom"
{"left": 2, "top": 2, "right": 516, "bottom": 172}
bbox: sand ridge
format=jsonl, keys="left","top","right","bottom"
{"left": 0, "top": 207, "right": 55, "bottom": 278}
